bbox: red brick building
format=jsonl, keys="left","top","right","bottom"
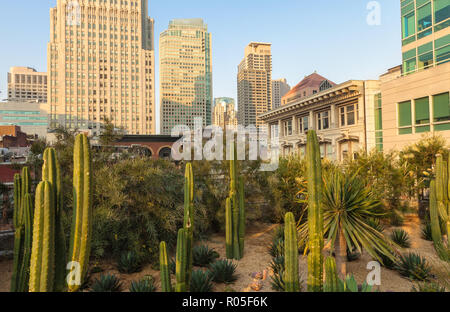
{"left": 0, "top": 126, "right": 29, "bottom": 148}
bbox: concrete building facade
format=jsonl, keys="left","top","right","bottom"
{"left": 159, "top": 18, "right": 212, "bottom": 135}
{"left": 48, "top": 0, "right": 156, "bottom": 136}
{"left": 237, "top": 42, "right": 272, "bottom": 128}
{"left": 272, "top": 78, "right": 290, "bottom": 109}
{"left": 7, "top": 67, "right": 47, "bottom": 103}
{"left": 0, "top": 101, "right": 48, "bottom": 138}
{"left": 212, "top": 97, "right": 237, "bottom": 130}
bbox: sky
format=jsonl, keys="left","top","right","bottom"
{"left": 0, "top": 0, "right": 401, "bottom": 133}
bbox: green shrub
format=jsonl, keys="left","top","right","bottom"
{"left": 374, "top": 249, "right": 398, "bottom": 270}
{"left": 129, "top": 276, "right": 156, "bottom": 292}
{"left": 193, "top": 245, "right": 219, "bottom": 267}
{"left": 90, "top": 274, "right": 122, "bottom": 292}
{"left": 421, "top": 223, "right": 433, "bottom": 241}
{"left": 390, "top": 229, "right": 411, "bottom": 248}
{"left": 209, "top": 260, "right": 237, "bottom": 284}
{"left": 117, "top": 251, "right": 142, "bottom": 274}
{"left": 190, "top": 270, "right": 213, "bottom": 292}
{"left": 347, "top": 247, "right": 361, "bottom": 262}
{"left": 411, "top": 282, "right": 446, "bottom": 292}
{"left": 268, "top": 238, "right": 284, "bottom": 258}
{"left": 270, "top": 269, "right": 285, "bottom": 292}
{"left": 395, "top": 253, "right": 431, "bottom": 281}
{"left": 272, "top": 225, "right": 285, "bottom": 242}
{"left": 269, "top": 255, "right": 284, "bottom": 275}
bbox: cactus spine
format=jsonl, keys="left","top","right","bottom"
{"left": 226, "top": 142, "right": 245, "bottom": 260}
{"left": 159, "top": 241, "right": 172, "bottom": 292}
{"left": 306, "top": 130, "right": 324, "bottom": 292}
{"left": 68, "top": 133, "right": 93, "bottom": 292}
{"left": 324, "top": 257, "right": 339, "bottom": 292}
{"left": 284, "top": 212, "right": 300, "bottom": 292}
{"left": 29, "top": 181, "right": 55, "bottom": 292}
{"left": 42, "top": 147, "right": 66, "bottom": 291}
{"left": 175, "top": 228, "right": 187, "bottom": 292}
{"left": 183, "top": 163, "right": 194, "bottom": 291}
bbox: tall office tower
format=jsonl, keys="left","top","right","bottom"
{"left": 48, "top": 0, "right": 156, "bottom": 136}
{"left": 212, "top": 97, "right": 237, "bottom": 129}
{"left": 237, "top": 42, "right": 272, "bottom": 128}
{"left": 7, "top": 67, "right": 47, "bottom": 103}
{"left": 272, "top": 78, "right": 290, "bottom": 109}
{"left": 159, "top": 19, "right": 212, "bottom": 135}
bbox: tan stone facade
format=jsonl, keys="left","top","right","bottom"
{"left": 7, "top": 67, "right": 47, "bottom": 103}
{"left": 260, "top": 80, "right": 381, "bottom": 161}
{"left": 272, "top": 78, "right": 290, "bottom": 109}
{"left": 48, "top": 0, "right": 156, "bottom": 135}
{"left": 237, "top": 42, "right": 272, "bottom": 128}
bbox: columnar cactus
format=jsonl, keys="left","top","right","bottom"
{"left": 306, "top": 130, "right": 324, "bottom": 292}
{"left": 183, "top": 163, "right": 194, "bottom": 291}
{"left": 18, "top": 194, "right": 33, "bottom": 292}
{"left": 225, "top": 197, "right": 233, "bottom": 259}
{"left": 159, "top": 241, "right": 172, "bottom": 292}
{"left": 13, "top": 174, "right": 21, "bottom": 229}
{"left": 433, "top": 155, "right": 450, "bottom": 260}
{"left": 42, "top": 147, "right": 66, "bottom": 292}
{"left": 284, "top": 212, "right": 300, "bottom": 292}
{"left": 20, "top": 167, "right": 31, "bottom": 204}
{"left": 225, "top": 142, "right": 245, "bottom": 260}
{"left": 324, "top": 257, "right": 339, "bottom": 292}
{"left": 68, "top": 133, "right": 93, "bottom": 292}
{"left": 175, "top": 228, "right": 187, "bottom": 292}
{"left": 29, "top": 181, "right": 55, "bottom": 292}
{"left": 430, "top": 179, "right": 448, "bottom": 260}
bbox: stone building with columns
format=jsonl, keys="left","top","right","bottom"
{"left": 260, "top": 75, "right": 381, "bottom": 161}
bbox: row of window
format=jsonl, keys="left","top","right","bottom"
{"left": 403, "top": 34, "right": 450, "bottom": 73}
{"left": 398, "top": 92, "right": 450, "bottom": 134}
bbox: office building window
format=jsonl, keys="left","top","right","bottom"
{"left": 433, "top": 93, "right": 450, "bottom": 132}
{"left": 417, "top": 2, "right": 432, "bottom": 31}
{"left": 402, "top": 11, "right": 416, "bottom": 39}
{"left": 403, "top": 48, "right": 417, "bottom": 73}
{"left": 398, "top": 100, "right": 412, "bottom": 134}
{"left": 418, "top": 42, "right": 434, "bottom": 69}
{"left": 415, "top": 97, "right": 430, "bottom": 133}
{"left": 435, "top": 34, "right": 450, "bottom": 65}
{"left": 317, "top": 111, "right": 329, "bottom": 130}
{"left": 340, "top": 104, "right": 356, "bottom": 126}
{"left": 434, "top": 0, "right": 450, "bottom": 24}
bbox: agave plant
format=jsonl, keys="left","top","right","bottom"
{"left": 190, "top": 270, "right": 213, "bottom": 292}
{"left": 209, "top": 259, "right": 237, "bottom": 284}
{"left": 411, "top": 282, "right": 446, "bottom": 292}
{"left": 421, "top": 222, "right": 433, "bottom": 241}
{"left": 339, "top": 275, "right": 374, "bottom": 292}
{"left": 270, "top": 269, "right": 285, "bottom": 292}
{"left": 269, "top": 255, "right": 284, "bottom": 275}
{"left": 299, "top": 168, "right": 396, "bottom": 278}
{"left": 193, "top": 245, "right": 220, "bottom": 267}
{"left": 117, "top": 251, "right": 142, "bottom": 274}
{"left": 365, "top": 218, "right": 385, "bottom": 233}
{"left": 390, "top": 229, "right": 411, "bottom": 248}
{"left": 395, "top": 253, "right": 431, "bottom": 281}
{"left": 90, "top": 274, "right": 122, "bottom": 292}
{"left": 129, "top": 276, "right": 156, "bottom": 292}
{"left": 268, "top": 238, "right": 285, "bottom": 258}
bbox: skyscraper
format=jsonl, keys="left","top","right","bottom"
{"left": 48, "top": 0, "right": 156, "bottom": 136}
{"left": 271, "top": 78, "right": 290, "bottom": 109}
{"left": 159, "top": 18, "right": 212, "bottom": 135}
{"left": 212, "top": 97, "right": 237, "bottom": 130}
{"left": 237, "top": 42, "right": 272, "bottom": 128}
{"left": 7, "top": 67, "right": 47, "bottom": 103}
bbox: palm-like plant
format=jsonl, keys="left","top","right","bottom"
{"left": 300, "top": 168, "right": 396, "bottom": 278}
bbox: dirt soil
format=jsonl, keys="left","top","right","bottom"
{"left": 0, "top": 216, "right": 448, "bottom": 292}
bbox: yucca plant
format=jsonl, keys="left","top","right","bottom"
{"left": 190, "top": 270, "right": 213, "bottom": 292}
{"left": 117, "top": 251, "right": 142, "bottom": 274}
{"left": 193, "top": 245, "right": 219, "bottom": 267}
{"left": 129, "top": 276, "right": 156, "bottom": 292}
{"left": 209, "top": 259, "right": 237, "bottom": 284}
{"left": 270, "top": 269, "right": 285, "bottom": 292}
{"left": 90, "top": 274, "right": 122, "bottom": 292}
{"left": 299, "top": 168, "right": 396, "bottom": 278}
{"left": 395, "top": 253, "right": 431, "bottom": 281}
{"left": 421, "top": 222, "right": 433, "bottom": 241}
{"left": 366, "top": 218, "right": 385, "bottom": 233}
{"left": 270, "top": 255, "right": 284, "bottom": 275}
{"left": 390, "top": 229, "right": 411, "bottom": 248}
{"left": 268, "top": 238, "right": 284, "bottom": 258}
{"left": 411, "top": 282, "right": 446, "bottom": 292}
{"left": 272, "top": 225, "right": 285, "bottom": 242}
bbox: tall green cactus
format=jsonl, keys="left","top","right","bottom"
{"left": 20, "top": 167, "right": 30, "bottom": 204}
{"left": 324, "top": 257, "right": 339, "bottom": 292}
{"left": 183, "top": 163, "right": 194, "bottom": 291}
{"left": 226, "top": 142, "right": 245, "bottom": 260}
{"left": 306, "top": 130, "right": 324, "bottom": 292}
{"left": 225, "top": 197, "right": 233, "bottom": 259}
{"left": 68, "top": 133, "right": 93, "bottom": 292}
{"left": 159, "top": 241, "right": 172, "bottom": 292}
{"left": 13, "top": 174, "right": 21, "bottom": 229}
{"left": 18, "top": 194, "right": 33, "bottom": 292}
{"left": 175, "top": 228, "right": 187, "bottom": 292}
{"left": 29, "top": 181, "right": 55, "bottom": 292}
{"left": 42, "top": 147, "right": 66, "bottom": 292}
{"left": 284, "top": 212, "right": 300, "bottom": 292}
{"left": 433, "top": 155, "right": 450, "bottom": 260}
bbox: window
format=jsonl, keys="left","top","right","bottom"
{"left": 417, "top": 2, "right": 432, "bottom": 31}
{"left": 415, "top": 97, "right": 430, "bottom": 133}
{"left": 317, "top": 111, "right": 329, "bottom": 130}
{"left": 418, "top": 42, "right": 434, "bottom": 69}
{"left": 374, "top": 93, "right": 383, "bottom": 152}
{"left": 271, "top": 124, "right": 279, "bottom": 139}
{"left": 402, "top": 11, "right": 416, "bottom": 39}
{"left": 298, "top": 115, "right": 309, "bottom": 133}
{"left": 398, "top": 100, "right": 412, "bottom": 134}
{"left": 433, "top": 93, "right": 450, "bottom": 132}
{"left": 319, "top": 143, "right": 332, "bottom": 159}
{"left": 340, "top": 104, "right": 356, "bottom": 126}
{"left": 283, "top": 119, "right": 292, "bottom": 136}
{"left": 435, "top": 34, "right": 450, "bottom": 65}
{"left": 434, "top": 0, "right": 450, "bottom": 24}
{"left": 403, "top": 48, "right": 417, "bottom": 73}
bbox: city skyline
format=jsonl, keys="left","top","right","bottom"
{"left": 0, "top": 0, "right": 402, "bottom": 133}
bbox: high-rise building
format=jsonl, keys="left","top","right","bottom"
{"left": 48, "top": 0, "right": 156, "bottom": 136}
{"left": 271, "top": 78, "right": 290, "bottom": 109}
{"left": 379, "top": 0, "right": 449, "bottom": 152}
{"left": 212, "top": 97, "right": 237, "bottom": 129}
{"left": 237, "top": 42, "right": 272, "bottom": 128}
{"left": 7, "top": 67, "right": 47, "bottom": 103}
{"left": 159, "top": 18, "right": 212, "bottom": 135}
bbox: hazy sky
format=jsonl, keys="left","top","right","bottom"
{"left": 0, "top": 0, "right": 401, "bottom": 133}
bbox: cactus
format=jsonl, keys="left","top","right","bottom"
{"left": 183, "top": 163, "right": 194, "bottom": 291}
{"left": 42, "top": 147, "right": 66, "bottom": 292}
{"left": 225, "top": 142, "right": 245, "bottom": 260}
{"left": 433, "top": 155, "right": 450, "bottom": 260}
{"left": 13, "top": 174, "right": 21, "bottom": 229}
{"left": 430, "top": 179, "right": 448, "bottom": 260}
{"left": 159, "top": 241, "right": 172, "bottom": 292}
{"left": 21, "top": 167, "right": 30, "bottom": 202}
{"left": 29, "top": 181, "right": 55, "bottom": 292}
{"left": 175, "top": 228, "right": 188, "bottom": 292}
{"left": 306, "top": 130, "right": 324, "bottom": 292}
{"left": 68, "top": 133, "right": 93, "bottom": 292}
{"left": 284, "top": 212, "right": 300, "bottom": 292}
{"left": 324, "top": 257, "right": 339, "bottom": 292}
